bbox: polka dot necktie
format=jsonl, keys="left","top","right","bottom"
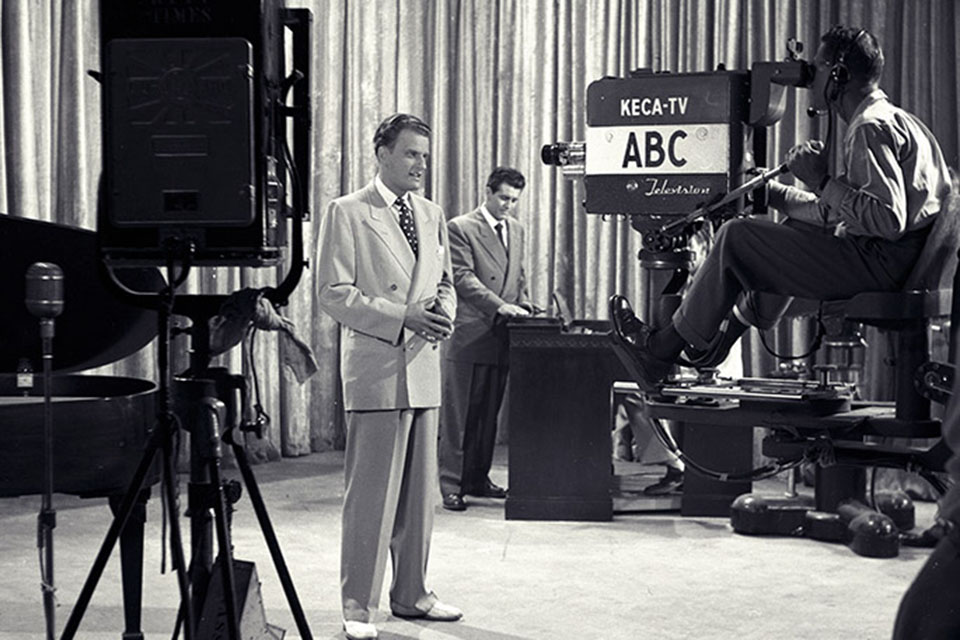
{"left": 395, "top": 197, "right": 418, "bottom": 257}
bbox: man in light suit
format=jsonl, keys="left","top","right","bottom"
{"left": 439, "top": 167, "right": 532, "bottom": 511}
{"left": 316, "top": 113, "right": 462, "bottom": 640}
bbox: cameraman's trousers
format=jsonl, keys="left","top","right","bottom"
{"left": 672, "top": 217, "right": 929, "bottom": 350}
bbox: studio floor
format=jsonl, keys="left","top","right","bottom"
{"left": 0, "top": 446, "right": 937, "bottom": 640}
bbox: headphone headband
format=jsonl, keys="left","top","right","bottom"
{"left": 835, "top": 29, "right": 866, "bottom": 67}
{"left": 830, "top": 27, "right": 867, "bottom": 86}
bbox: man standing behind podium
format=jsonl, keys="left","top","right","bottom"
{"left": 440, "top": 167, "right": 532, "bottom": 511}
{"left": 316, "top": 113, "right": 462, "bottom": 640}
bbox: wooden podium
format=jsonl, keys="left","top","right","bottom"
{"left": 504, "top": 318, "right": 625, "bottom": 521}
{"left": 504, "top": 318, "right": 755, "bottom": 520}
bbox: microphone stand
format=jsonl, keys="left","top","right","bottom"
{"left": 39, "top": 316, "right": 56, "bottom": 640}
{"left": 26, "top": 262, "right": 64, "bottom": 640}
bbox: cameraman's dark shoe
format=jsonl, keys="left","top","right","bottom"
{"left": 644, "top": 466, "right": 684, "bottom": 496}
{"left": 609, "top": 295, "right": 674, "bottom": 393}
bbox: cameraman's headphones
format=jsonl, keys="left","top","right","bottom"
{"left": 828, "top": 28, "right": 867, "bottom": 93}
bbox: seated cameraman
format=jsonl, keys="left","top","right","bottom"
{"left": 610, "top": 25, "right": 951, "bottom": 390}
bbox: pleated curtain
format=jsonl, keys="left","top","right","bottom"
{"left": 1, "top": 0, "right": 957, "bottom": 457}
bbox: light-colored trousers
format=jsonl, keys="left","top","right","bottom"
{"left": 341, "top": 408, "right": 439, "bottom": 622}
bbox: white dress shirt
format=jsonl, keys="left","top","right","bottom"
{"left": 479, "top": 204, "right": 508, "bottom": 251}
{"left": 375, "top": 174, "right": 412, "bottom": 219}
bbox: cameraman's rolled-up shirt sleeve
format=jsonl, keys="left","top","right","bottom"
{"left": 819, "top": 125, "right": 905, "bottom": 240}
{"left": 768, "top": 180, "right": 825, "bottom": 225}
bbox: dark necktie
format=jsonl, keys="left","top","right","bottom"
{"left": 395, "top": 197, "right": 418, "bottom": 257}
{"left": 495, "top": 221, "right": 507, "bottom": 251}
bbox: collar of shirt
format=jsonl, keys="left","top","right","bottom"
{"left": 479, "top": 204, "right": 507, "bottom": 244}
{"left": 846, "top": 89, "right": 888, "bottom": 134}
{"left": 375, "top": 174, "right": 410, "bottom": 219}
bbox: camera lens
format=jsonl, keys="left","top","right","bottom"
{"left": 541, "top": 143, "right": 566, "bottom": 166}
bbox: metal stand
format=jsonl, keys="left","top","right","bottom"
{"left": 39, "top": 332, "right": 56, "bottom": 640}
{"left": 61, "top": 269, "right": 196, "bottom": 640}
{"left": 221, "top": 372, "right": 313, "bottom": 638}
{"left": 22, "top": 262, "right": 68, "bottom": 640}
{"left": 63, "top": 270, "right": 316, "bottom": 640}
{"left": 174, "top": 379, "right": 240, "bottom": 639}
{"left": 168, "top": 310, "right": 315, "bottom": 640}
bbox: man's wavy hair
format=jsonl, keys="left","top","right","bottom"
{"left": 486, "top": 167, "right": 526, "bottom": 193}
{"left": 373, "top": 113, "right": 431, "bottom": 154}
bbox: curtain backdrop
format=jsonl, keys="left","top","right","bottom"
{"left": 1, "top": 0, "right": 957, "bottom": 457}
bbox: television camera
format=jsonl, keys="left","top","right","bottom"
{"left": 542, "top": 41, "right": 813, "bottom": 332}
{"left": 541, "top": 42, "right": 812, "bottom": 243}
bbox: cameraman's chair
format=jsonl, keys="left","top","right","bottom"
{"left": 769, "top": 195, "right": 959, "bottom": 510}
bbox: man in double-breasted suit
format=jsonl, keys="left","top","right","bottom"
{"left": 316, "top": 114, "right": 462, "bottom": 640}
{"left": 439, "top": 167, "right": 532, "bottom": 511}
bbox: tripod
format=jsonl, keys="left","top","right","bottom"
{"left": 60, "top": 255, "right": 314, "bottom": 639}
{"left": 173, "top": 298, "right": 314, "bottom": 640}
{"left": 60, "top": 261, "right": 194, "bottom": 639}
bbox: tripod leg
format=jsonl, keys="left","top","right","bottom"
{"left": 231, "top": 439, "right": 314, "bottom": 640}
{"left": 60, "top": 429, "right": 163, "bottom": 640}
{"left": 209, "top": 457, "right": 240, "bottom": 640}
{"left": 188, "top": 459, "right": 214, "bottom": 618}
{"left": 109, "top": 489, "right": 150, "bottom": 640}
{"left": 198, "top": 397, "right": 240, "bottom": 640}
{"left": 172, "top": 533, "right": 205, "bottom": 640}
{"left": 162, "top": 436, "right": 195, "bottom": 640}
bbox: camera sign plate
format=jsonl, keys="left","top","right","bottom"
{"left": 585, "top": 124, "right": 729, "bottom": 175}
{"left": 581, "top": 71, "right": 747, "bottom": 215}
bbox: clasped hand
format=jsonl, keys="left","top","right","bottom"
{"left": 404, "top": 299, "right": 453, "bottom": 342}
{"left": 785, "top": 140, "right": 828, "bottom": 190}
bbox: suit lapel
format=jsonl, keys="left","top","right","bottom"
{"left": 361, "top": 183, "right": 416, "bottom": 278}
{"left": 502, "top": 217, "right": 520, "bottom": 286}
{"left": 472, "top": 208, "right": 508, "bottom": 269}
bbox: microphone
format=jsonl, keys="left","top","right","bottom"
{"left": 25, "top": 262, "right": 64, "bottom": 345}
{"left": 807, "top": 106, "right": 829, "bottom": 118}
{"left": 26, "top": 262, "right": 64, "bottom": 319}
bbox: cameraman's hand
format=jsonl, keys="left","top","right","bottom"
{"left": 497, "top": 303, "right": 531, "bottom": 318}
{"left": 405, "top": 300, "right": 454, "bottom": 342}
{"left": 785, "top": 140, "right": 828, "bottom": 190}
